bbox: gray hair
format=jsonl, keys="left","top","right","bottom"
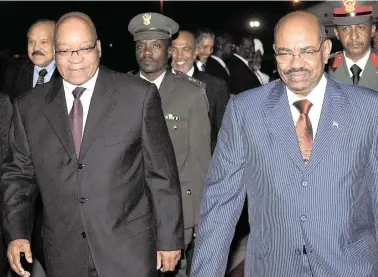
{"left": 194, "top": 27, "right": 215, "bottom": 46}
{"left": 274, "top": 11, "right": 327, "bottom": 44}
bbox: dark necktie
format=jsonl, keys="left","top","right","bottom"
{"left": 36, "top": 69, "right": 48, "bottom": 86}
{"left": 201, "top": 64, "right": 206, "bottom": 71}
{"left": 69, "top": 87, "right": 86, "bottom": 158}
{"left": 350, "top": 64, "right": 362, "bottom": 85}
{"left": 293, "top": 99, "right": 313, "bottom": 166}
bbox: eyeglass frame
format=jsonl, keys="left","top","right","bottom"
{"left": 273, "top": 40, "right": 325, "bottom": 63}
{"left": 55, "top": 41, "right": 98, "bottom": 57}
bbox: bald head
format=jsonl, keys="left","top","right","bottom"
{"left": 274, "top": 11, "right": 326, "bottom": 44}
{"left": 177, "top": 31, "right": 196, "bottom": 48}
{"left": 55, "top": 11, "right": 98, "bottom": 45}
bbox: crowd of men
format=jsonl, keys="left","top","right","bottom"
{"left": 1, "top": 1, "right": 378, "bottom": 277}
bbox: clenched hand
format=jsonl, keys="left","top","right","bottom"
{"left": 7, "top": 239, "right": 33, "bottom": 277}
{"left": 157, "top": 250, "right": 181, "bottom": 272}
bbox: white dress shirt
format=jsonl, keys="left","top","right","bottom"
{"left": 33, "top": 60, "right": 56, "bottom": 87}
{"left": 140, "top": 71, "right": 166, "bottom": 89}
{"left": 196, "top": 60, "right": 205, "bottom": 71}
{"left": 233, "top": 53, "right": 249, "bottom": 67}
{"left": 286, "top": 74, "right": 327, "bottom": 139}
{"left": 344, "top": 49, "right": 370, "bottom": 78}
{"left": 63, "top": 69, "right": 99, "bottom": 136}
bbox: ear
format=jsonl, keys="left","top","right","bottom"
{"left": 168, "top": 46, "right": 172, "bottom": 59}
{"left": 333, "top": 27, "right": 340, "bottom": 40}
{"left": 322, "top": 39, "right": 332, "bottom": 63}
{"left": 96, "top": 40, "right": 102, "bottom": 58}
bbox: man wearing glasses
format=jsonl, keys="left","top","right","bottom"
{"left": 191, "top": 10, "right": 378, "bottom": 277}
{"left": 328, "top": 2, "right": 378, "bottom": 91}
{"left": 2, "top": 11, "right": 184, "bottom": 277}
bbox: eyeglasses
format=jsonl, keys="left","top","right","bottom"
{"left": 274, "top": 40, "right": 324, "bottom": 63}
{"left": 55, "top": 41, "right": 97, "bottom": 57}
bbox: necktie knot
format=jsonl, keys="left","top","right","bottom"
{"left": 39, "top": 69, "right": 48, "bottom": 77}
{"left": 72, "top": 87, "right": 86, "bottom": 99}
{"left": 350, "top": 64, "right": 362, "bottom": 85}
{"left": 294, "top": 99, "right": 312, "bottom": 115}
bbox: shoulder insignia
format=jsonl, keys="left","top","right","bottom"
{"left": 174, "top": 71, "right": 206, "bottom": 88}
{"left": 371, "top": 52, "right": 378, "bottom": 67}
{"left": 330, "top": 52, "right": 343, "bottom": 72}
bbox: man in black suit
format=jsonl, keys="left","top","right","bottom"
{"left": 0, "top": 94, "right": 12, "bottom": 277}
{"left": 3, "top": 19, "right": 58, "bottom": 101}
{"left": 194, "top": 28, "right": 215, "bottom": 73}
{"left": 2, "top": 11, "right": 184, "bottom": 277}
{"left": 205, "top": 32, "right": 235, "bottom": 83}
{"left": 171, "top": 30, "right": 230, "bottom": 153}
{"left": 228, "top": 34, "right": 261, "bottom": 95}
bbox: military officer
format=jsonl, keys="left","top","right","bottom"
{"left": 128, "top": 12, "right": 211, "bottom": 277}
{"left": 328, "top": 1, "right": 378, "bottom": 91}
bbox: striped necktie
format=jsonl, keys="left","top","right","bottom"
{"left": 36, "top": 69, "right": 48, "bottom": 86}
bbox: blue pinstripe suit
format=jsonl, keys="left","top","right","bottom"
{"left": 191, "top": 75, "right": 378, "bottom": 277}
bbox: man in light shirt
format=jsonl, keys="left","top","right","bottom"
{"left": 2, "top": 11, "right": 184, "bottom": 277}
{"left": 192, "top": 10, "right": 378, "bottom": 277}
{"left": 328, "top": 2, "right": 378, "bottom": 91}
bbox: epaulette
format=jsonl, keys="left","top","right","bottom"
{"left": 127, "top": 69, "right": 138, "bottom": 76}
{"left": 174, "top": 70, "right": 206, "bottom": 88}
{"left": 330, "top": 51, "right": 343, "bottom": 72}
{"left": 371, "top": 51, "right": 378, "bottom": 67}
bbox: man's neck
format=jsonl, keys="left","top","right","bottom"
{"left": 140, "top": 68, "right": 166, "bottom": 82}
{"left": 345, "top": 49, "right": 370, "bottom": 63}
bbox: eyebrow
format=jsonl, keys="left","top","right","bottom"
{"left": 276, "top": 46, "right": 317, "bottom": 52}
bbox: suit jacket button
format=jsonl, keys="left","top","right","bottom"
{"left": 79, "top": 197, "right": 87, "bottom": 203}
{"left": 186, "top": 189, "right": 192, "bottom": 195}
{"left": 81, "top": 232, "right": 86, "bottom": 238}
{"left": 78, "top": 163, "right": 84, "bottom": 169}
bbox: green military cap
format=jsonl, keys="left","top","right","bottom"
{"left": 128, "top": 12, "right": 179, "bottom": 41}
{"left": 332, "top": 0, "right": 372, "bottom": 26}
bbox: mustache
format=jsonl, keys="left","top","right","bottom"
{"left": 32, "top": 50, "right": 45, "bottom": 56}
{"left": 284, "top": 68, "right": 311, "bottom": 75}
{"left": 347, "top": 42, "right": 364, "bottom": 47}
{"left": 141, "top": 57, "right": 155, "bottom": 63}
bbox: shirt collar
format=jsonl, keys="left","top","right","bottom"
{"left": 139, "top": 70, "right": 166, "bottom": 89}
{"left": 34, "top": 60, "right": 56, "bottom": 74}
{"left": 286, "top": 74, "right": 327, "bottom": 107}
{"left": 63, "top": 68, "right": 99, "bottom": 94}
{"left": 233, "top": 53, "right": 249, "bottom": 67}
{"left": 344, "top": 49, "right": 371, "bottom": 73}
{"left": 210, "top": 55, "right": 227, "bottom": 68}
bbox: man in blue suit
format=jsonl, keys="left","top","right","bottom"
{"left": 191, "top": 11, "right": 378, "bottom": 277}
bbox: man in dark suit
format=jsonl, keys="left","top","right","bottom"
{"left": 205, "top": 32, "right": 235, "bottom": 83}
{"left": 228, "top": 34, "right": 261, "bottom": 95}
{"left": 194, "top": 28, "right": 215, "bottom": 73}
{"left": 128, "top": 13, "right": 211, "bottom": 277}
{"left": 3, "top": 19, "right": 59, "bottom": 101}
{"left": 192, "top": 11, "right": 378, "bottom": 277}
{"left": 171, "top": 30, "right": 229, "bottom": 153}
{"left": 0, "top": 94, "right": 12, "bottom": 277}
{"left": 2, "top": 11, "right": 184, "bottom": 277}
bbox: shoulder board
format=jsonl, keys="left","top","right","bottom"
{"left": 174, "top": 71, "right": 206, "bottom": 88}
{"left": 127, "top": 69, "right": 138, "bottom": 76}
{"left": 330, "top": 52, "right": 343, "bottom": 72}
{"left": 371, "top": 51, "right": 378, "bottom": 67}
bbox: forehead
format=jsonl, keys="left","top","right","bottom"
{"left": 136, "top": 39, "right": 166, "bottom": 45}
{"left": 56, "top": 18, "right": 93, "bottom": 40}
{"left": 28, "top": 23, "right": 54, "bottom": 38}
{"left": 199, "top": 36, "right": 214, "bottom": 45}
{"left": 173, "top": 34, "right": 195, "bottom": 47}
{"left": 276, "top": 16, "right": 320, "bottom": 46}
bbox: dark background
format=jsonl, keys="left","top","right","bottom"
{"left": 0, "top": 1, "right": 323, "bottom": 73}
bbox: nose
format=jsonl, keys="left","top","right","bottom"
{"left": 350, "top": 27, "right": 359, "bottom": 40}
{"left": 69, "top": 52, "right": 84, "bottom": 63}
{"left": 289, "top": 53, "right": 305, "bottom": 69}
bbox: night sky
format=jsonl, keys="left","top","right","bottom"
{"left": 0, "top": 1, "right": 322, "bottom": 73}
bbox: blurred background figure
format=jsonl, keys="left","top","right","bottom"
{"left": 250, "top": 38, "right": 270, "bottom": 85}
{"left": 194, "top": 28, "right": 215, "bottom": 72}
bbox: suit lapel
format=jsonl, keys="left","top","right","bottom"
{"left": 44, "top": 78, "right": 77, "bottom": 162}
{"left": 264, "top": 81, "right": 305, "bottom": 171}
{"left": 333, "top": 58, "right": 352, "bottom": 84}
{"left": 25, "top": 62, "right": 34, "bottom": 91}
{"left": 306, "top": 76, "right": 350, "bottom": 173}
{"left": 79, "top": 68, "right": 116, "bottom": 160}
{"left": 158, "top": 71, "right": 175, "bottom": 112}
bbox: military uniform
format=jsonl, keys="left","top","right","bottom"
{"left": 328, "top": 50, "right": 378, "bottom": 91}
{"left": 328, "top": 2, "right": 378, "bottom": 91}
{"left": 128, "top": 12, "right": 211, "bottom": 277}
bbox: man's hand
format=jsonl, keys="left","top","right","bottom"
{"left": 157, "top": 250, "right": 181, "bottom": 272}
{"left": 7, "top": 239, "right": 32, "bottom": 277}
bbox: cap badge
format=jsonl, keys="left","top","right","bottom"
{"left": 343, "top": 0, "right": 356, "bottom": 13}
{"left": 142, "top": 13, "right": 151, "bottom": 25}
